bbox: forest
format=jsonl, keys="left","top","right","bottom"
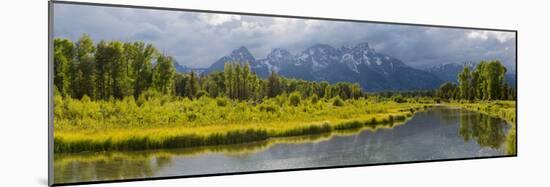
{"left": 53, "top": 35, "right": 516, "bottom": 153}
{"left": 54, "top": 34, "right": 363, "bottom": 102}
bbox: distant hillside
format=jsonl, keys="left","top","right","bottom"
{"left": 173, "top": 61, "right": 207, "bottom": 74}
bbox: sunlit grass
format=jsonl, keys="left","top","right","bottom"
{"left": 54, "top": 95, "right": 432, "bottom": 153}
{"left": 54, "top": 122, "right": 407, "bottom": 166}
{"left": 448, "top": 100, "right": 516, "bottom": 124}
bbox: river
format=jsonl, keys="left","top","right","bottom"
{"left": 54, "top": 106, "right": 513, "bottom": 184}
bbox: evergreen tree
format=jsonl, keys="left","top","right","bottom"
{"left": 242, "top": 63, "right": 250, "bottom": 100}
{"left": 185, "top": 71, "right": 199, "bottom": 98}
{"left": 174, "top": 73, "right": 188, "bottom": 97}
{"left": 267, "top": 70, "right": 280, "bottom": 98}
{"left": 439, "top": 82, "right": 457, "bottom": 99}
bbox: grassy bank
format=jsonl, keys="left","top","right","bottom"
{"left": 447, "top": 100, "right": 516, "bottom": 154}
{"left": 55, "top": 125, "right": 407, "bottom": 183}
{"left": 55, "top": 122, "right": 405, "bottom": 166}
{"left": 54, "top": 95, "right": 432, "bottom": 153}
{"left": 447, "top": 100, "right": 515, "bottom": 124}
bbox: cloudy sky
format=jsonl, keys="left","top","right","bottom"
{"left": 54, "top": 3, "right": 516, "bottom": 71}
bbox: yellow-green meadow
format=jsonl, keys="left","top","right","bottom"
{"left": 54, "top": 94, "right": 432, "bottom": 153}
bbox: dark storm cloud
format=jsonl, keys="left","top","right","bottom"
{"left": 53, "top": 3, "right": 516, "bottom": 70}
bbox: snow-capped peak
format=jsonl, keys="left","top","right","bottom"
{"left": 230, "top": 46, "right": 254, "bottom": 59}
{"left": 353, "top": 42, "right": 375, "bottom": 53}
{"left": 266, "top": 48, "right": 292, "bottom": 60}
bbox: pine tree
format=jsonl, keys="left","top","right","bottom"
{"left": 267, "top": 70, "right": 280, "bottom": 98}
{"left": 174, "top": 73, "right": 188, "bottom": 97}
{"left": 185, "top": 71, "right": 199, "bottom": 98}
{"left": 242, "top": 62, "right": 250, "bottom": 100}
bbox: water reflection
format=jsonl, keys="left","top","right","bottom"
{"left": 54, "top": 106, "right": 515, "bottom": 184}
{"left": 54, "top": 151, "right": 174, "bottom": 182}
{"left": 53, "top": 132, "right": 344, "bottom": 183}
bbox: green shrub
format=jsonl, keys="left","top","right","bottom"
{"left": 334, "top": 120, "right": 363, "bottom": 130}
{"left": 391, "top": 94, "right": 407, "bottom": 103}
{"left": 395, "top": 115, "right": 406, "bottom": 121}
{"left": 311, "top": 94, "right": 319, "bottom": 104}
{"left": 259, "top": 103, "right": 278, "bottom": 113}
{"left": 275, "top": 94, "right": 287, "bottom": 106}
{"left": 136, "top": 94, "right": 146, "bottom": 106}
{"left": 53, "top": 91, "right": 436, "bottom": 153}
{"left": 187, "top": 113, "right": 198, "bottom": 121}
{"left": 196, "top": 90, "right": 209, "bottom": 98}
{"left": 370, "top": 118, "right": 377, "bottom": 124}
{"left": 141, "top": 89, "right": 162, "bottom": 100}
{"left": 81, "top": 95, "right": 91, "bottom": 103}
{"left": 216, "top": 97, "right": 229, "bottom": 107}
{"left": 332, "top": 96, "right": 345, "bottom": 107}
{"left": 289, "top": 92, "right": 301, "bottom": 106}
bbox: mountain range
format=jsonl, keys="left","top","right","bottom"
{"left": 176, "top": 42, "right": 514, "bottom": 91}
{"left": 200, "top": 42, "right": 443, "bottom": 91}
{"left": 173, "top": 61, "right": 207, "bottom": 75}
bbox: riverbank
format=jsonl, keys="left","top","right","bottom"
{"left": 54, "top": 96, "right": 432, "bottom": 153}
{"left": 447, "top": 100, "right": 515, "bottom": 124}
{"left": 55, "top": 122, "right": 407, "bottom": 167}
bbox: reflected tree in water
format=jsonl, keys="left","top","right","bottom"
{"left": 459, "top": 111, "right": 508, "bottom": 149}
{"left": 54, "top": 153, "right": 173, "bottom": 183}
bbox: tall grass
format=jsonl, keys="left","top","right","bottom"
{"left": 54, "top": 95, "right": 431, "bottom": 153}
{"left": 449, "top": 100, "right": 516, "bottom": 124}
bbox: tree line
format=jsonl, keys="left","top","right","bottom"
{"left": 54, "top": 35, "right": 364, "bottom": 101}
{"left": 438, "top": 60, "right": 516, "bottom": 100}
{"left": 54, "top": 34, "right": 175, "bottom": 100}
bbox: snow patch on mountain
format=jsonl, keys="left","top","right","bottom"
{"left": 206, "top": 42, "right": 443, "bottom": 91}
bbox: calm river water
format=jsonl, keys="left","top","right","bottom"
{"left": 54, "top": 106, "right": 513, "bottom": 183}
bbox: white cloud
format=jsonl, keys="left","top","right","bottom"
{"left": 53, "top": 4, "right": 516, "bottom": 70}
{"left": 198, "top": 14, "right": 241, "bottom": 26}
{"left": 467, "top": 31, "right": 515, "bottom": 43}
